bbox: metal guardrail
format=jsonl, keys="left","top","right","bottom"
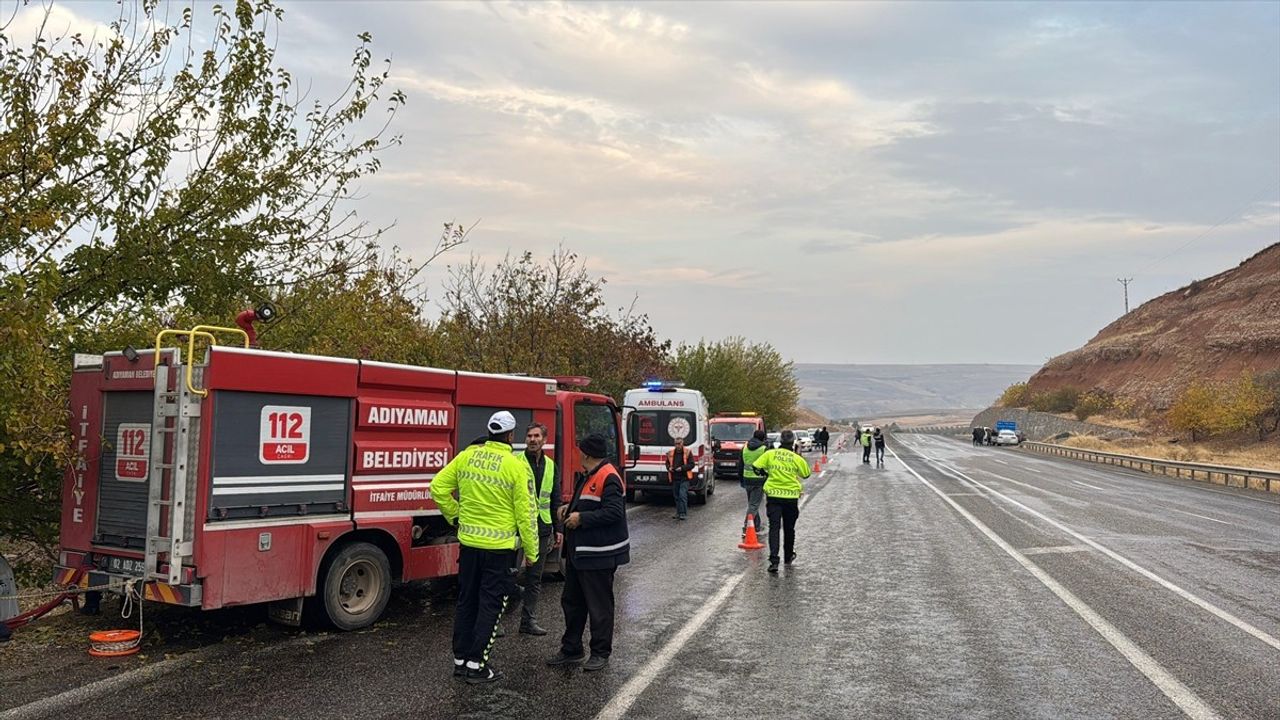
{"left": 899, "top": 425, "right": 968, "bottom": 435}
{"left": 1021, "top": 441, "right": 1280, "bottom": 494}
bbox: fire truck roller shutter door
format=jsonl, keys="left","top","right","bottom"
{"left": 458, "top": 407, "right": 536, "bottom": 447}
{"left": 208, "top": 392, "right": 352, "bottom": 521}
{"left": 96, "top": 391, "right": 155, "bottom": 549}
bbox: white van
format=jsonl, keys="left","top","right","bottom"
{"left": 622, "top": 382, "right": 715, "bottom": 504}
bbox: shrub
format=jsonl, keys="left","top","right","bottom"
{"left": 1168, "top": 381, "right": 1219, "bottom": 442}
{"left": 1074, "top": 390, "right": 1114, "bottom": 422}
{"left": 998, "top": 382, "right": 1030, "bottom": 408}
{"left": 1030, "top": 387, "right": 1082, "bottom": 414}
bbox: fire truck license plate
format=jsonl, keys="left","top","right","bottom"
{"left": 106, "top": 556, "right": 145, "bottom": 574}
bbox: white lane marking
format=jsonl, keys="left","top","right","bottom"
{"left": 1073, "top": 480, "right": 1106, "bottom": 491}
{"left": 593, "top": 572, "right": 746, "bottom": 720}
{"left": 1159, "top": 507, "right": 1233, "bottom": 526}
{"left": 992, "top": 458, "right": 1009, "bottom": 465}
{"left": 930, "top": 457, "right": 1280, "bottom": 653}
{"left": 888, "top": 447, "right": 1223, "bottom": 720}
{"left": 1022, "top": 544, "right": 1090, "bottom": 556}
{"left": 595, "top": 465, "right": 828, "bottom": 720}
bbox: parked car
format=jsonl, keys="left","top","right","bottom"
{"left": 993, "top": 429, "right": 1021, "bottom": 446}
{"left": 766, "top": 431, "right": 782, "bottom": 449}
{"left": 794, "top": 430, "right": 815, "bottom": 452}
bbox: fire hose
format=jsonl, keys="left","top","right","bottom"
{"left": 1, "top": 566, "right": 117, "bottom": 631}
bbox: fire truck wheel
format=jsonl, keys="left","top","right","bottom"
{"left": 321, "top": 542, "right": 392, "bottom": 631}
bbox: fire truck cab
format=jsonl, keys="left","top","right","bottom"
{"left": 53, "top": 323, "right": 627, "bottom": 631}
{"left": 709, "top": 412, "right": 766, "bottom": 479}
{"left": 622, "top": 382, "right": 714, "bottom": 504}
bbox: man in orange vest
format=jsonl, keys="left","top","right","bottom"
{"left": 665, "top": 435, "right": 695, "bottom": 520}
{"left": 547, "top": 433, "right": 629, "bottom": 672}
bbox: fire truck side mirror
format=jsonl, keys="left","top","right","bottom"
{"left": 626, "top": 443, "right": 640, "bottom": 468}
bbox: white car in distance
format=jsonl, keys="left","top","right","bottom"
{"left": 993, "top": 429, "right": 1021, "bottom": 446}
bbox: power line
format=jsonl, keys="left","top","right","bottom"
{"left": 1140, "top": 179, "right": 1280, "bottom": 276}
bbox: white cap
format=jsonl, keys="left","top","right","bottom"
{"left": 487, "top": 411, "right": 517, "bottom": 434}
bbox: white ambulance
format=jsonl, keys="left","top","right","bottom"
{"left": 622, "top": 381, "right": 715, "bottom": 504}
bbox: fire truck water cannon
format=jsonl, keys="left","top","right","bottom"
{"left": 233, "top": 302, "right": 279, "bottom": 347}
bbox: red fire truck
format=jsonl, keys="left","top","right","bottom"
{"left": 53, "top": 319, "right": 629, "bottom": 630}
{"left": 709, "top": 412, "right": 766, "bottom": 479}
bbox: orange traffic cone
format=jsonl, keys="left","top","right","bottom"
{"left": 813, "top": 458, "right": 823, "bottom": 473}
{"left": 738, "top": 516, "right": 764, "bottom": 550}
{"left": 822, "top": 454, "right": 828, "bottom": 464}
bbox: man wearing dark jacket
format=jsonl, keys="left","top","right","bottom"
{"left": 816, "top": 427, "right": 830, "bottom": 455}
{"left": 548, "top": 434, "right": 629, "bottom": 672}
{"left": 740, "top": 430, "right": 769, "bottom": 537}
{"left": 513, "top": 422, "right": 560, "bottom": 636}
{"left": 665, "top": 436, "right": 696, "bottom": 520}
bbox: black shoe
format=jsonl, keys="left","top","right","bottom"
{"left": 678, "top": 515, "right": 687, "bottom": 520}
{"left": 464, "top": 664, "right": 503, "bottom": 684}
{"left": 672, "top": 514, "right": 682, "bottom": 520}
{"left": 785, "top": 552, "right": 797, "bottom": 565}
{"left": 767, "top": 560, "right": 780, "bottom": 573}
{"left": 519, "top": 622, "right": 548, "bottom": 636}
{"left": 453, "top": 659, "right": 466, "bottom": 678}
{"left": 547, "top": 651, "right": 586, "bottom": 666}
{"left": 583, "top": 655, "right": 610, "bottom": 672}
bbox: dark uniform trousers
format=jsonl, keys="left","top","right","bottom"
{"left": 519, "top": 530, "right": 554, "bottom": 623}
{"left": 766, "top": 496, "right": 799, "bottom": 563}
{"left": 453, "top": 545, "right": 517, "bottom": 663}
{"left": 560, "top": 557, "right": 617, "bottom": 658}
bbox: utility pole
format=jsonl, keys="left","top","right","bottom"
{"left": 1117, "top": 277, "right": 1133, "bottom": 314}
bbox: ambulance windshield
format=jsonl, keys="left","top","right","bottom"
{"left": 629, "top": 410, "right": 698, "bottom": 446}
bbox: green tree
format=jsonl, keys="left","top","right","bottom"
{"left": 433, "top": 248, "right": 671, "bottom": 400}
{"left": 671, "top": 337, "right": 801, "bottom": 429}
{"left": 1074, "top": 389, "right": 1114, "bottom": 422}
{"left": 1, "top": 0, "right": 407, "bottom": 564}
{"left": 1218, "top": 371, "right": 1271, "bottom": 440}
{"left": 997, "top": 382, "right": 1030, "bottom": 408}
{"left": 1167, "top": 381, "right": 1219, "bottom": 442}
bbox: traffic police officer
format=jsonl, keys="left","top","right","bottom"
{"left": 740, "top": 429, "right": 769, "bottom": 537}
{"left": 432, "top": 411, "right": 540, "bottom": 684}
{"left": 752, "top": 429, "right": 811, "bottom": 574}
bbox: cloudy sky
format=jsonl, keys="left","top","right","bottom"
{"left": 34, "top": 1, "right": 1280, "bottom": 365}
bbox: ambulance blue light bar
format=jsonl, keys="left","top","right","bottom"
{"left": 644, "top": 379, "right": 686, "bottom": 391}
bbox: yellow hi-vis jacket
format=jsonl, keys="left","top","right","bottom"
{"left": 431, "top": 440, "right": 539, "bottom": 562}
{"left": 752, "top": 447, "right": 810, "bottom": 499}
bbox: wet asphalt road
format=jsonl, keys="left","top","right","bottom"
{"left": 3, "top": 432, "right": 1279, "bottom": 719}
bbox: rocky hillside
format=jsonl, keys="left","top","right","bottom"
{"left": 1026, "top": 243, "right": 1280, "bottom": 408}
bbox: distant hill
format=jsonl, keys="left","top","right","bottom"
{"left": 794, "top": 364, "right": 1039, "bottom": 420}
{"left": 1026, "top": 243, "right": 1280, "bottom": 408}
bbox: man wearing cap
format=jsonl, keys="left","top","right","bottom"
{"left": 547, "top": 433, "right": 629, "bottom": 672}
{"left": 431, "top": 411, "right": 540, "bottom": 684}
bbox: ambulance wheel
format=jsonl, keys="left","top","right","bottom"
{"left": 321, "top": 542, "right": 391, "bottom": 631}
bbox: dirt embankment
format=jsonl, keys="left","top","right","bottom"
{"left": 1026, "top": 243, "right": 1280, "bottom": 409}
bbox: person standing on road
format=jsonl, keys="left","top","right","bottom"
{"left": 861, "top": 427, "right": 873, "bottom": 463}
{"left": 752, "top": 430, "right": 811, "bottom": 574}
{"left": 740, "top": 429, "right": 769, "bottom": 538}
{"left": 431, "top": 411, "right": 540, "bottom": 684}
{"left": 548, "top": 433, "right": 629, "bottom": 672}
{"left": 511, "top": 422, "right": 560, "bottom": 637}
{"left": 972, "top": 427, "right": 983, "bottom": 446}
{"left": 873, "top": 427, "right": 886, "bottom": 465}
{"left": 816, "top": 427, "right": 830, "bottom": 455}
{"left": 665, "top": 435, "right": 695, "bottom": 520}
